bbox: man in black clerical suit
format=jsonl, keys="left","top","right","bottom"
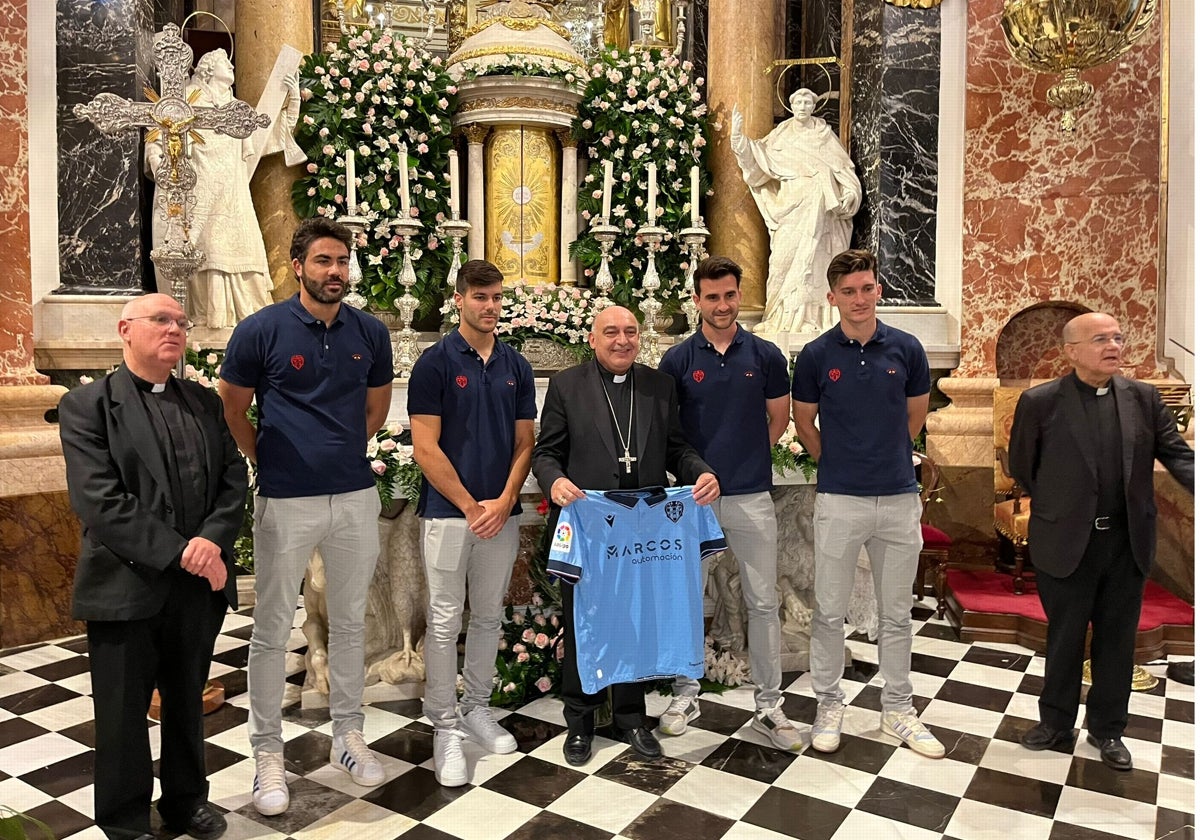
{"left": 59, "top": 293, "right": 247, "bottom": 840}
{"left": 1010, "top": 312, "right": 1193, "bottom": 771}
{"left": 532, "top": 305, "right": 720, "bottom": 766}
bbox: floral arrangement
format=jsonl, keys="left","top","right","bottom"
{"left": 441, "top": 281, "right": 595, "bottom": 358}
{"left": 492, "top": 591, "right": 565, "bottom": 708}
{"left": 571, "top": 48, "right": 710, "bottom": 315}
{"left": 367, "top": 422, "right": 422, "bottom": 509}
{"left": 451, "top": 55, "right": 584, "bottom": 86}
{"left": 293, "top": 27, "right": 457, "bottom": 316}
{"left": 703, "top": 636, "right": 751, "bottom": 687}
{"left": 771, "top": 421, "right": 818, "bottom": 480}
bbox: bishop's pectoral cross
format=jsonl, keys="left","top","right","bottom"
{"left": 73, "top": 23, "right": 268, "bottom": 306}
{"left": 618, "top": 449, "right": 638, "bottom": 474}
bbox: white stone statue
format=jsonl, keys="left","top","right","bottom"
{"left": 145, "top": 47, "right": 304, "bottom": 328}
{"left": 731, "top": 89, "right": 862, "bottom": 336}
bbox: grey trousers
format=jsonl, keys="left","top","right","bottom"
{"left": 248, "top": 487, "right": 381, "bottom": 754}
{"left": 675, "top": 492, "right": 782, "bottom": 711}
{"left": 421, "top": 517, "right": 519, "bottom": 730}
{"left": 810, "top": 492, "right": 922, "bottom": 711}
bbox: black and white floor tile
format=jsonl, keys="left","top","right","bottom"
{"left": 0, "top": 600, "right": 1192, "bottom": 840}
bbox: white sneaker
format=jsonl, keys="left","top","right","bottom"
{"left": 458, "top": 706, "right": 518, "bottom": 754}
{"left": 433, "top": 728, "right": 469, "bottom": 787}
{"left": 810, "top": 702, "right": 844, "bottom": 753}
{"left": 251, "top": 751, "right": 289, "bottom": 816}
{"left": 752, "top": 705, "right": 804, "bottom": 751}
{"left": 330, "top": 730, "right": 387, "bottom": 785}
{"left": 658, "top": 695, "right": 701, "bottom": 736}
{"left": 880, "top": 708, "right": 945, "bottom": 759}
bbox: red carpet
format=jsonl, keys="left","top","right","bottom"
{"left": 947, "top": 569, "right": 1194, "bottom": 630}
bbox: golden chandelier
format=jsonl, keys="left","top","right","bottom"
{"left": 1001, "top": 0, "right": 1157, "bottom": 132}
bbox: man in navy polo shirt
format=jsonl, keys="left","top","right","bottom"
{"left": 658, "top": 256, "right": 802, "bottom": 750}
{"left": 408, "top": 259, "right": 536, "bottom": 787}
{"left": 791, "top": 248, "right": 943, "bottom": 759}
{"left": 219, "top": 217, "right": 395, "bottom": 813}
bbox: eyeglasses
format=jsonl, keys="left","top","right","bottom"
{"left": 1066, "top": 334, "right": 1125, "bottom": 347}
{"left": 126, "top": 314, "right": 194, "bottom": 332}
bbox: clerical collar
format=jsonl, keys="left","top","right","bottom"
{"left": 128, "top": 369, "right": 169, "bottom": 394}
{"left": 1071, "top": 371, "right": 1111, "bottom": 397}
{"left": 596, "top": 360, "right": 632, "bottom": 385}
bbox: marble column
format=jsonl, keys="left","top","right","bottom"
{"left": 850, "top": 0, "right": 940, "bottom": 304}
{"left": 464, "top": 123, "right": 490, "bottom": 262}
{"left": 705, "top": 0, "right": 778, "bottom": 313}
{"left": 0, "top": 0, "right": 81, "bottom": 648}
{"left": 54, "top": 0, "right": 154, "bottom": 294}
{"left": 556, "top": 128, "right": 578, "bottom": 286}
{"left": 235, "top": 0, "right": 314, "bottom": 301}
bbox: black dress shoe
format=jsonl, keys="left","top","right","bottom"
{"left": 619, "top": 726, "right": 663, "bottom": 760}
{"left": 564, "top": 733, "right": 593, "bottom": 766}
{"left": 1087, "top": 734, "right": 1133, "bottom": 771}
{"left": 1020, "top": 722, "right": 1074, "bottom": 751}
{"left": 1167, "top": 661, "right": 1195, "bottom": 685}
{"left": 165, "top": 802, "right": 227, "bottom": 840}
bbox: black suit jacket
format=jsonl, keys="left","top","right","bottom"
{"left": 532, "top": 361, "right": 713, "bottom": 498}
{"left": 1009, "top": 374, "right": 1194, "bottom": 578}
{"left": 59, "top": 365, "right": 248, "bottom": 621}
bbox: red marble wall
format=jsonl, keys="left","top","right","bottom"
{"left": 0, "top": 0, "right": 41, "bottom": 386}
{"left": 0, "top": 493, "right": 82, "bottom": 648}
{"left": 960, "top": 0, "right": 1163, "bottom": 378}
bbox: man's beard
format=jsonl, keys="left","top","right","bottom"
{"left": 302, "top": 271, "right": 347, "bottom": 304}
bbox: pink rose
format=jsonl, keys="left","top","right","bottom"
{"left": 533, "top": 614, "right": 546, "bottom": 626}
{"left": 512, "top": 643, "right": 526, "bottom": 653}
{"left": 521, "top": 628, "right": 536, "bottom": 643}
{"left": 517, "top": 652, "right": 530, "bottom": 663}
{"left": 535, "top": 676, "right": 552, "bottom": 693}
{"left": 534, "top": 632, "right": 550, "bottom": 649}
{"left": 370, "top": 459, "right": 386, "bottom": 475}
{"left": 340, "top": 77, "right": 351, "bottom": 89}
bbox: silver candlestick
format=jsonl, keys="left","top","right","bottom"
{"left": 391, "top": 217, "right": 424, "bottom": 379}
{"left": 635, "top": 222, "right": 668, "bottom": 367}
{"left": 337, "top": 214, "right": 371, "bottom": 310}
{"left": 438, "top": 214, "right": 471, "bottom": 307}
{"left": 590, "top": 218, "right": 620, "bottom": 315}
{"left": 678, "top": 217, "right": 710, "bottom": 333}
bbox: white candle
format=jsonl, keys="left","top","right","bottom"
{"left": 345, "top": 150, "right": 357, "bottom": 212}
{"left": 646, "top": 162, "right": 657, "bottom": 222}
{"left": 601, "top": 159, "right": 613, "bottom": 220}
{"left": 690, "top": 165, "right": 700, "bottom": 226}
{"left": 448, "top": 150, "right": 460, "bottom": 217}
{"left": 399, "top": 143, "right": 411, "bottom": 214}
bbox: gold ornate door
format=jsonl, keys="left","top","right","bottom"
{"left": 485, "top": 125, "right": 559, "bottom": 285}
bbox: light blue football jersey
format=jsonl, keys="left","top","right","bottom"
{"left": 548, "top": 486, "right": 727, "bottom": 694}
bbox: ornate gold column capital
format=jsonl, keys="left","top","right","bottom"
{"left": 463, "top": 123, "right": 492, "bottom": 145}
{"left": 554, "top": 127, "right": 578, "bottom": 149}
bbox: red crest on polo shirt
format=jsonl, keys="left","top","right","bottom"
{"left": 456, "top": 375, "right": 468, "bottom": 388}
{"left": 291, "top": 355, "right": 305, "bottom": 370}
{"left": 828, "top": 368, "right": 841, "bottom": 382}
{"left": 692, "top": 370, "right": 705, "bottom": 383}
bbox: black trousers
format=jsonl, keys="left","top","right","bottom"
{"left": 560, "top": 579, "right": 646, "bottom": 736}
{"left": 87, "top": 571, "right": 227, "bottom": 840}
{"left": 1034, "top": 526, "right": 1145, "bottom": 738}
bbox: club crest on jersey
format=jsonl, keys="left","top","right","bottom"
{"left": 664, "top": 500, "right": 685, "bottom": 523}
{"left": 291, "top": 355, "right": 305, "bottom": 370}
{"left": 828, "top": 368, "right": 841, "bottom": 382}
{"left": 692, "top": 370, "right": 705, "bottom": 383}
{"left": 456, "top": 375, "right": 468, "bottom": 388}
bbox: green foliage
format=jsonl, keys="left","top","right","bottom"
{"left": 0, "top": 807, "right": 54, "bottom": 840}
{"left": 293, "top": 27, "right": 457, "bottom": 316}
{"left": 571, "top": 47, "right": 710, "bottom": 314}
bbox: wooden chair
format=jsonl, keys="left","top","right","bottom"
{"left": 912, "top": 452, "right": 954, "bottom": 618}
{"left": 993, "top": 386, "right": 1034, "bottom": 594}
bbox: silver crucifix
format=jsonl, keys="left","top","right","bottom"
{"left": 73, "top": 23, "right": 268, "bottom": 310}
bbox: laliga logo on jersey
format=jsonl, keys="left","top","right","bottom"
{"left": 664, "top": 500, "right": 685, "bottom": 523}
{"left": 692, "top": 370, "right": 704, "bottom": 383}
{"left": 828, "top": 368, "right": 841, "bottom": 382}
{"left": 291, "top": 355, "right": 305, "bottom": 370}
{"left": 553, "top": 523, "right": 572, "bottom": 550}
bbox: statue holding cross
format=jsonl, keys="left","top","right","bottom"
{"left": 73, "top": 23, "right": 270, "bottom": 321}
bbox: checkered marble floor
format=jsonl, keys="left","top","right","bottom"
{"left": 0, "top": 599, "right": 1193, "bottom": 840}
